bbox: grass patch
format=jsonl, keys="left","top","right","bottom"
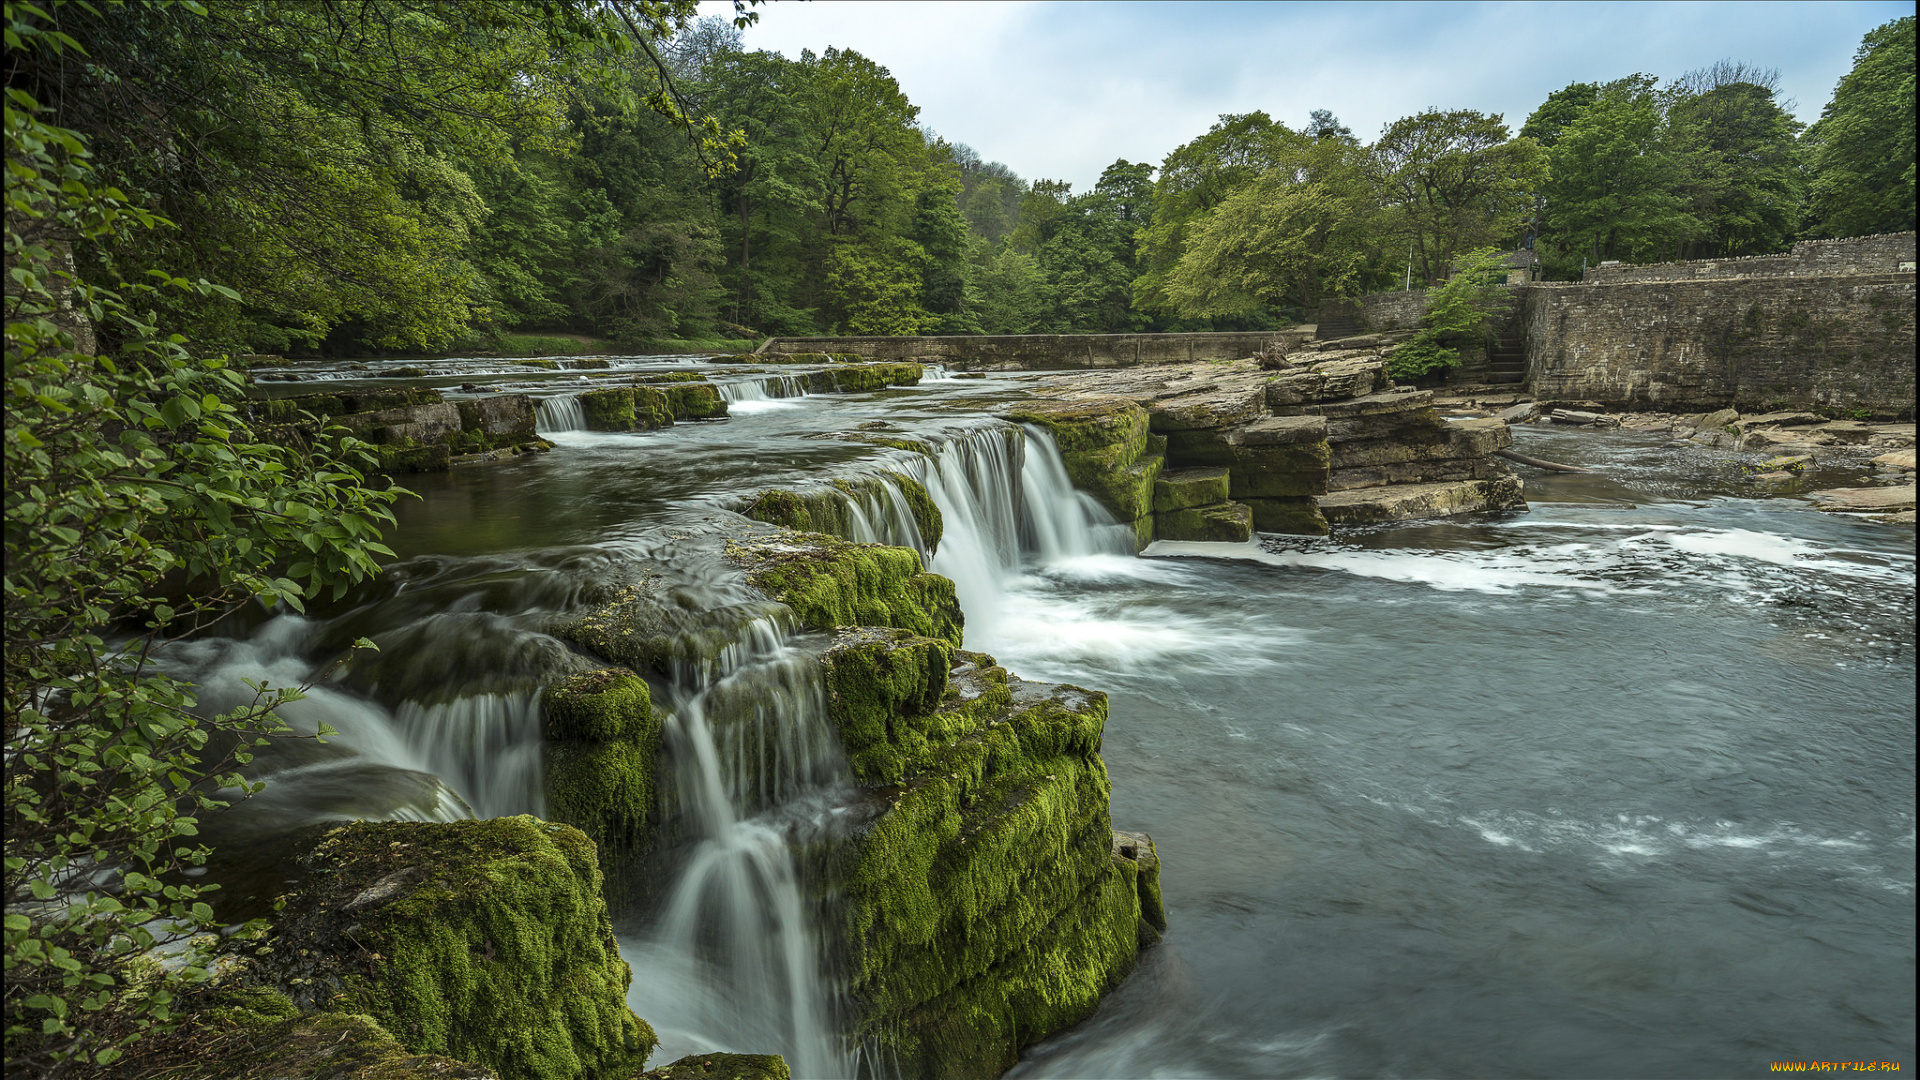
{"left": 496, "top": 333, "right": 608, "bottom": 357}
{"left": 623, "top": 337, "right": 762, "bottom": 355}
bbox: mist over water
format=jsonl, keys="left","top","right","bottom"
{"left": 182, "top": 362, "right": 1911, "bottom": 1077}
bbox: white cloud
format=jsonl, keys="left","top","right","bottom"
{"left": 699, "top": 0, "right": 1910, "bottom": 191}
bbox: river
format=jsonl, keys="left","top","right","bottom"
{"left": 195, "top": 358, "right": 1913, "bottom": 1077}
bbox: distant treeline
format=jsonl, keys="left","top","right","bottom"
{"left": 17, "top": 3, "right": 1914, "bottom": 354}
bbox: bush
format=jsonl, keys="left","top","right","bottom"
{"left": 3, "top": 59, "right": 397, "bottom": 1073}
{"left": 1385, "top": 247, "right": 1511, "bottom": 381}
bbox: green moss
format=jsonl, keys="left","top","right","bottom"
{"left": 580, "top": 388, "right": 637, "bottom": 431}
{"left": 743, "top": 473, "right": 944, "bottom": 555}
{"left": 542, "top": 670, "right": 661, "bottom": 857}
{"left": 1005, "top": 397, "right": 1148, "bottom": 457}
{"left": 742, "top": 489, "right": 852, "bottom": 535}
{"left": 375, "top": 440, "right": 452, "bottom": 474}
{"left": 633, "top": 386, "right": 676, "bottom": 429}
{"left": 1155, "top": 500, "right": 1253, "bottom": 543}
{"left": 736, "top": 533, "right": 962, "bottom": 647}
{"left": 823, "top": 629, "right": 967, "bottom": 784}
{"left": 514, "top": 358, "right": 561, "bottom": 370}
{"left": 808, "top": 363, "right": 925, "bottom": 393}
{"left": 1153, "top": 466, "right": 1231, "bottom": 513}
{"left": 1243, "top": 496, "right": 1330, "bottom": 535}
{"left": 262, "top": 817, "right": 654, "bottom": 1080}
{"left": 821, "top": 656, "right": 1154, "bottom": 1080}
{"left": 633, "top": 371, "right": 710, "bottom": 383}
{"left": 665, "top": 383, "right": 729, "bottom": 419}
{"left": 643, "top": 1052, "right": 792, "bottom": 1080}
{"left": 376, "top": 366, "right": 428, "bottom": 378}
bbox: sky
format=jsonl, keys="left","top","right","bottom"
{"left": 694, "top": 0, "right": 1911, "bottom": 192}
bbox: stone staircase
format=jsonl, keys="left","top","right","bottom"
{"left": 1486, "top": 323, "right": 1527, "bottom": 385}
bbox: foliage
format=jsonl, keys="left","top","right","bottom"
{"left": 1803, "top": 16, "right": 1916, "bottom": 238}
{"left": 1385, "top": 248, "right": 1512, "bottom": 381}
{"left": 1369, "top": 109, "right": 1548, "bottom": 287}
{"left": 3, "top": 48, "right": 398, "bottom": 1074}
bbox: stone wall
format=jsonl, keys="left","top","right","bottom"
{"left": 1523, "top": 273, "right": 1916, "bottom": 416}
{"left": 1581, "top": 233, "right": 1916, "bottom": 285}
{"left": 757, "top": 331, "right": 1310, "bottom": 370}
{"left": 1357, "top": 290, "right": 1430, "bottom": 331}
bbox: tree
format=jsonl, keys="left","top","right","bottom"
{"left": 1667, "top": 77, "right": 1805, "bottom": 258}
{"left": 1162, "top": 131, "right": 1376, "bottom": 319}
{"left": 1803, "top": 16, "right": 1916, "bottom": 238}
{"left": 1369, "top": 109, "right": 1548, "bottom": 286}
{"left": 4, "top": 19, "right": 399, "bottom": 1069}
{"left": 1534, "top": 75, "right": 1693, "bottom": 273}
{"left": 1520, "top": 82, "right": 1600, "bottom": 148}
{"left": 1133, "top": 112, "right": 1286, "bottom": 316}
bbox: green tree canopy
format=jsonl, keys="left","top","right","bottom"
{"left": 1803, "top": 15, "right": 1917, "bottom": 238}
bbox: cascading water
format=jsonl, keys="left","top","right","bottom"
{"left": 390, "top": 692, "right": 545, "bottom": 819}
{"left": 718, "top": 373, "right": 811, "bottom": 413}
{"left": 536, "top": 393, "right": 587, "bottom": 434}
{"left": 623, "top": 614, "right": 853, "bottom": 1077}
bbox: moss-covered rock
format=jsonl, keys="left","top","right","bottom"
{"left": 807, "top": 363, "right": 924, "bottom": 393}
{"left": 246, "top": 817, "right": 653, "bottom": 1080}
{"left": 515, "top": 358, "right": 561, "bottom": 370}
{"left": 543, "top": 669, "right": 661, "bottom": 858}
{"left": 1244, "top": 496, "right": 1330, "bottom": 535}
{"left": 1155, "top": 500, "right": 1253, "bottom": 543}
{"left": 741, "top": 474, "right": 944, "bottom": 554}
{"left": 664, "top": 382, "right": 729, "bottom": 419}
{"left": 822, "top": 648, "right": 1159, "bottom": 1080}
{"left": 1153, "top": 466, "right": 1231, "bottom": 513}
{"left": 579, "top": 387, "right": 678, "bottom": 431}
{"left": 1004, "top": 398, "right": 1159, "bottom": 538}
{"left": 641, "top": 1052, "right": 792, "bottom": 1080}
{"left": 733, "top": 533, "right": 963, "bottom": 647}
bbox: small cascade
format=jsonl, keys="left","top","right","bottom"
{"left": 391, "top": 692, "right": 545, "bottom": 819}
{"left": 626, "top": 615, "right": 852, "bottom": 1076}
{"left": 717, "top": 373, "right": 811, "bottom": 412}
{"left": 844, "top": 476, "right": 931, "bottom": 556}
{"left": 535, "top": 394, "right": 587, "bottom": 434}
{"left": 921, "top": 363, "right": 956, "bottom": 380}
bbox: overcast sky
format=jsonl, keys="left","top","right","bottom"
{"left": 694, "top": 0, "right": 1910, "bottom": 192}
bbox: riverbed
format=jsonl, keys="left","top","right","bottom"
{"left": 203, "top": 360, "right": 1914, "bottom": 1077}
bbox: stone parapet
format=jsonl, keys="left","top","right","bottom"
{"left": 759, "top": 331, "right": 1311, "bottom": 370}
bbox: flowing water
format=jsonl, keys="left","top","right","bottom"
{"left": 192, "top": 355, "right": 1913, "bottom": 1077}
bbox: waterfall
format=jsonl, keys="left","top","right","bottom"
{"left": 624, "top": 615, "right": 852, "bottom": 1076}
{"left": 391, "top": 692, "right": 546, "bottom": 819}
{"left": 718, "top": 374, "right": 810, "bottom": 413}
{"left": 536, "top": 394, "right": 586, "bottom": 433}
{"left": 849, "top": 424, "right": 1130, "bottom": 625}
{"left": 922, "top": 363, "right": 955, "bottom": 380}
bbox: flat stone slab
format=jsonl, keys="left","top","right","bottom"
{"left": 1739, "top": 411, "right": 1824, "bottom": 429}
{"left": 1231, "top": 415, "right": 1328, "bottom": 446}
{"left": 1316, "top": 479, "right": 1505, "bottom": 525}
{"left": 1807, "top": 484, "right": 1917, "bottom": 512}
{"left": 1155, "top": 500, "right": 1254, "bottom": 543}
{"left": 1271, "top": 389, "right": 1433, "bottom": 419}
{"left": 1146, "top": 386, "right": 1266, "bottom": 431}
{"left": 1872, "top": 450, "right": 1916, "bottom": 470}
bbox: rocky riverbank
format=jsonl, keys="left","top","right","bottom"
{"left": 1427, "top": 389, "right": 1916, "bottom": 525}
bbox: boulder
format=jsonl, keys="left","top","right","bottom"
{"left": 1153, "top": 467, "right": 1232, "bottom": 513}
{"left": 244, "top": 818, "right": 654, "bottom": 1080}
{"left": 1495, "top": 401, "right": 1542, "bottom": 424}
{"left": 821, "top": 644, "right": 1161, "bottom": 1080}
{"left": 542, "top": 669, "right": 661, "bottom": 859}
{"left": 1697, "top": 408, "right": 1740, "bottom": 430}
{"left": 734, "top": 533, "right": 964, "bottom": 647}
{"left": 1155, "top": 500, "right": 1254, "bottom": 543}
{"left": 1548, "top": 409, "right": 1619, "bottom": 427}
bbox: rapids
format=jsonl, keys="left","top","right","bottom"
{"left": 184, "top": 357, "right": 1913, "bottom": 1077}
